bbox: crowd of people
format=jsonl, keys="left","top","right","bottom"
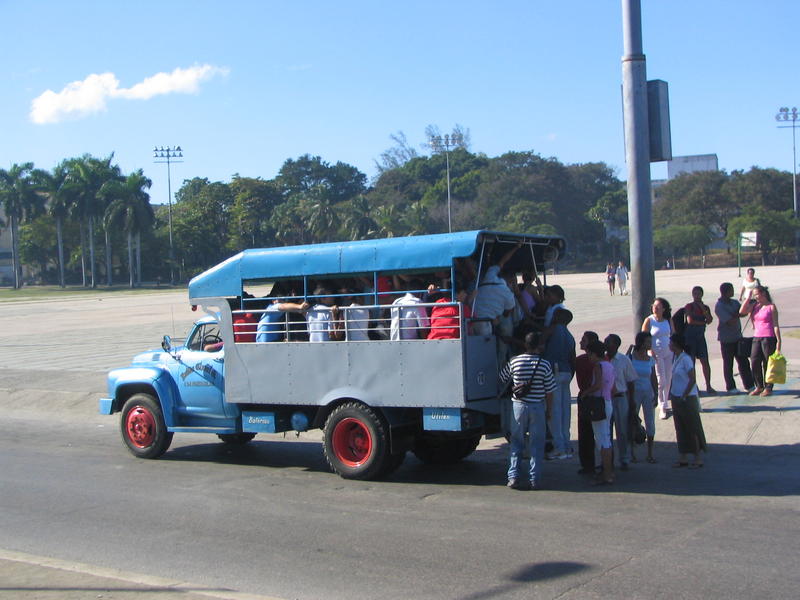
{"left": 499, "top": 265, "right": 784, "bottom": 491}
{"left": 210, "top": 248, "right": 783, "bottom": 492}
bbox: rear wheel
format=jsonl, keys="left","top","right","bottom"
{"left": 323, "top": 402, "right": 389, "bottom": 480}
{"left": 120, "top": 394, "right": 173, "bottom": 459}
{"left": 412, "top": 434, "right": 482, "bottom": 464}
{"left": 217, "top": 433, "right": 257, "bottom": 445}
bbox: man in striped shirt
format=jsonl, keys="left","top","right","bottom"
{"left": 499, "top": 332, "right": 556, "bottom": 490}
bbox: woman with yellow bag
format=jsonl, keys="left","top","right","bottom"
{"left": 739, "top": 285, "right": 782, "bottom": 396}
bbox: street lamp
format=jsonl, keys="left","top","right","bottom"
{"left": 775, "top": 107, "right": 799, "bottom": 218}
{"left": 429, "top": 133, "right": 463, "bottom": 233}
{"left": 153, "top": 145, "right": 183, "bottom": 285}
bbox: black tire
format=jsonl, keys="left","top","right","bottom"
{"left": 323, "top": 402, "right": 389, "bottom": 480}
{"left": 217, "top": 433, "right": 257, "bottom": 445}
{"left": 120, "top": 393, "right": 173, "bottom": 459}
{"left": 412, "top": 434, "right": 482, "bottom": 465}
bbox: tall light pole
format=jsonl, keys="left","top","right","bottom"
{"left": 153, "top": 145, "right": 183, "bottom": 285}
{"left": 429, "top": 133, "right": 463, "bottom": 233}
{"left": 621, "top": 0, "right": 655, "bottom": 333}
{"left": 775, "top": 107, "right": 799, "bottom": 218}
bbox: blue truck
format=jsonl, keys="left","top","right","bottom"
{"left": 100, "top": 230, "right": 564, "bottom": 479}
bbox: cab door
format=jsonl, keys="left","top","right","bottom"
{"left": 170, "top": 322, "right": 231, "bottom": 423}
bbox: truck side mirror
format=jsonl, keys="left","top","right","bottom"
{"left": 161, "top": 335, "right": 172, "bottom": 352}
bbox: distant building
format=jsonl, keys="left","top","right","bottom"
{"left": 666, "top": 154, "right": 719, "bottom": 179}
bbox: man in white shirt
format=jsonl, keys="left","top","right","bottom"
{"left": 472, "top": 265, "right": 516, "bottom": 336}
{"left": 390, "top": 284, "right": 430, "bottom": 340}
{"left": 616, "top": 261, "right": 629, "bottom": 296}
{"left": 605, "top": 333, "right": 637, "bottom": 469}
{"left": 339, "top": 287, "right": 371, "bottom": 341}
{"left": 306, "top": 286, "right": 341, "bottom": 342}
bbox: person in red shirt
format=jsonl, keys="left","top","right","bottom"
{"left": 427, "top": 285, "right": 473, "bottom": 340}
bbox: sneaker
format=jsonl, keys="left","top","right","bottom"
{"left": 565, "top": 448, "right": 575, "bottom": 458}
{"left": 727, "top": 388, "right": 740, "bottom": 395}
{"left": 547, "top": 451, "right": 567, "bottom": 460}
{"left": 659, "top": 411, "right": 669, "bottom": 420}
{"left": 507, "top": 478, "right": 521, "bottom": 489}
{"left": 557, "top": 451, "right": 571, "bottom": 460}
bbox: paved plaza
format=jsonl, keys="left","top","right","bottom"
{"left": 0, "top": 264, "right": 798, "bottom": 599}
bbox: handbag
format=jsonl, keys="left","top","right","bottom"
{"left": 631, "top": 414, "right": 647, "bottom": 444}
{"left": 737, "top": 311, "right": 754, "bottom": 359}
{"left": 512, "top": 358, "right": 544, "bottom": 400}
{"left": 765, "top": 352, "right": 786, "bottom": 384}
{"left": 736, "top": 337, "right": 753, "bottom": 359}
{"left": 585, "top": 395, "right": 606, "bottom": 422}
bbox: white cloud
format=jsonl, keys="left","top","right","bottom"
{"left": 30, "top": 64, "right": 229, "bottom": 124}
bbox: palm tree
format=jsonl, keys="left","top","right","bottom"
{"left": 103, "top": 170, "right": 154, "bottom": 288}
{"left": 305, "top": 186, "right": 340, "bottom": 242}
{"left": 0, "top": 163, "right": 46, "bottom": 288}
{"left": 65, "top": 154, "right": 117, "bottom": 288}
{"left": 37, "top": 162, "right": 73, "bottom": 288}
{"left": 343, "top": 195, "right": 377, "bottom": 240}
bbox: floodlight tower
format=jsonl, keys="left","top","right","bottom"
{"left": 153, "top": 145, "right": 183, "bottom": 285}
{"left": 429, "top": 133, "right": 463, "bottom": 233}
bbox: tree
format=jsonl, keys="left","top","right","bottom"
{"left": 341, "top": 195, "right": 377, "bottom": 240}
{"left": 172, "top": 178, "right": 233, "bottom": 276}
{"left": 375, "top": 131, "right": 419, "bottom": 174}
{"left": 276, "top": 155, "right": 366, "bottom": 204}
{"left": 37, "top": 161, "right": 74, "bottom": 287}
{"left": 65, "top": 154, "right": 118, "bottom": 288}
{"left": 654, "top": 171, "right": 731, "bottom": 237}
{"left": 724, "top": 167, "right": 793, "bottom": 214}
{"left": 0, "top": 162, "right": 46, "bottom": 288}
{"left": 227, "top": 176, "right": 282, "bottom": 251}
{"left": 726, "top": 210, "right": 799, "bottom": 265}
{"left": 654, "top": 224, "right": 714, "bottom": 267}
{"left": 103, "top": 169, "right": 154, "bottom": 287}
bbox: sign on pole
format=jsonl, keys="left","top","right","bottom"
{"left": 740, "top": 232, "right": 757, "bottom": 247}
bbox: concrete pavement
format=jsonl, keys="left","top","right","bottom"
{"left": 0, "top": 264, "right": 798, "bottom": 598}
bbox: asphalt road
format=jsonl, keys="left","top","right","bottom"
{"left": 1, "top": 266, "right": 799, "bottom": 599}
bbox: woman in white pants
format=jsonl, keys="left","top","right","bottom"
{"left": 642, "top": 298, "right": 673, "bottom": 420}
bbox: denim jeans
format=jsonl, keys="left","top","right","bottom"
{"left": 611, "top": 393, "right": 631, "bottom": 465}
{"left": 508, "top": 401, "right": 546, "bottom": 483}
{"left": 548, "top": 371, "right": 573, "bottom": 453}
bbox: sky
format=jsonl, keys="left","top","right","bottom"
{"left": 3, "top": 1, "right": 799, "bottom": 206}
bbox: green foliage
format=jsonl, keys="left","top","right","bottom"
{"left": 726, "top": 210, "right": 799, "bottom": 264}
{"left": 654, "top": 224, "right": 714, "bottom": 257}
{"left": 7, "top": 136, "right": 799, "bottom": 288}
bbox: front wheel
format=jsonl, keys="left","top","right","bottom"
{"left": 120, "top": 394, "right": 173, "bottom": 459}
{"left": 323, "top": 402, "right": 389, "bottom": 480}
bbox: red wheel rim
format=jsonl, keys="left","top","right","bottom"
{"left": 125, "top": 405, "right": 156, "bottom": 448}
{"left": 331, "top": 417, "right": 373, "bottom": 467}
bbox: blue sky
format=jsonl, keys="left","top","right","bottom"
{"left": 3, "top": 1, "right": 798, "bottom": 206}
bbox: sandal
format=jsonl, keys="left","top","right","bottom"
{"left": 749, "top": 387, "right": 764, "bottom": 396}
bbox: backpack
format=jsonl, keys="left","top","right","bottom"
{"left": 672, "top": 307, "right": 686, "bottom": 337}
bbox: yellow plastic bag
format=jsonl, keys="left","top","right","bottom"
{"left": 765, "top": 352, "right": 786, "bottom": 385}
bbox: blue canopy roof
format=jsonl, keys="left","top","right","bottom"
{"left": 188, "top": 230, "right": 564, "bottom": 300}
